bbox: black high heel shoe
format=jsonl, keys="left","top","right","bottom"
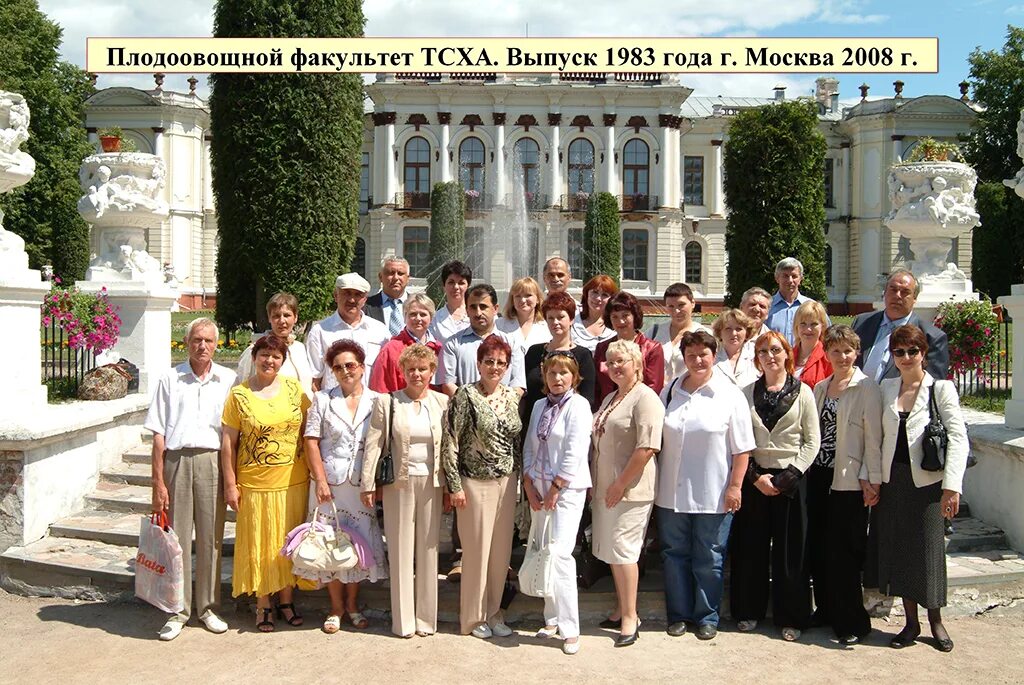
{"left": 276, "top": 602, "right": 304, "bottom": 627}
{"left": 614, "top": 620, "right": 641, "bottom": 647}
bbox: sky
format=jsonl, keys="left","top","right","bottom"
{"left": 37, "top": 0, "right": 1021, "bottom": 104}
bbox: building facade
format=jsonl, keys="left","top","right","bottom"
{"left": 83, "top": 73, "right": 978, "bottom": 312}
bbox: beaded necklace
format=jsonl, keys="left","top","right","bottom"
{"left": 594, "top": 381, "right": 637, "bottom": 437}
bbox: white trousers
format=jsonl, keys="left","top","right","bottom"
{"left": 529, "top": 480, "right": 586, "bottom": 639}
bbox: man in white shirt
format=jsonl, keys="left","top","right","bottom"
{"left": 366, "top": 256, "right": 410, "bottom": 336}
{"left": 306, "top": 273, "right": 391, "bottom": 391}
{"left": 542, "top": 257, "right": 571, "bottom": 297}
{"left": 144, "top": 317, "right": 235, "bottom": 641}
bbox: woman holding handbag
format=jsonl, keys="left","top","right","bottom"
{"left": 362, "top": 344, "right": 450, "bottom": 638}
{"left": 522, "top": 351, "right": 593, "bottom": 655}
{"left": 870, "top": 324, "right": 968, "bottom": 652}
{"left": 302, "top": 339, "right": 388, "bottom": 634}
{"left": 730, "top": 331, "right": 820, "bottom": 642}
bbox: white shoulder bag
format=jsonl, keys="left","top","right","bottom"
{"left": 518, "top": 512, "right": 555, "bottom": 598}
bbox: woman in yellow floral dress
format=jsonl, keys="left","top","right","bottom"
{"left": 222, "top": 334, "right": 311, "bottom": 632}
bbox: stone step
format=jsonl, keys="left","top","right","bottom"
{"left": 86, "top": 482, "right": 236, "bottom": 522}
{"left": 49, "top": 510, "right": 236, "bottom": 553}
{"left": 100, "top": 462, "right": 153, "bottom": 487}
{"left": 947, "top": 517, "right": 1009, "bottom": 553}
{"left": 122, "top": 444, "right": 152, "bottom": 465}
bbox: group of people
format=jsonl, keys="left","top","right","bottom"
{"left": 145, "top": 254, "right": 968, "bottom": 656}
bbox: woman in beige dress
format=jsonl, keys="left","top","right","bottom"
{"left": 590, "top": 339, "right": 665, "bottom": 647}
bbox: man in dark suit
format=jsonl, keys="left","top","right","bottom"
{"left": 852, "top": 268, "right": 949, "bottom": 381}
{"left": 365, "top": 256, "right": 410, "bottom": 335}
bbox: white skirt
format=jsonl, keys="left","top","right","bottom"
{"left": 300, "top": 480, "right": 388, "bottom": 585}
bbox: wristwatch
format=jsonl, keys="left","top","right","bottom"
{"left": 552, "top": 480, "right": 566, "bottom": 491}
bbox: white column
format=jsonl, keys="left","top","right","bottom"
{"left": 152, "top": 127, "right": 165, "bottom": 157}
{"left": 657, "top": 115, "right": 674, "bottom": 208}
{"left": 891, "top": 135, "right": 904, "bottom": 165}
{"left": 373, "top": 114, "right": 387, "bottom": 205}
{"left": 494, "top": 115, "right": 506, "bottom": 205}
{"left": 604, "top": 117, "right": 617, "bottom": 195}
{"left": 711, "top": 139, "right": 725, "bottom": 216}
{"left": 439, "top": 113, "right": 451, "bottom": 183}
{"left": 841, "top": 143, "right": 851, "bottom": 215}
{"left": 549, "top": 115, "right": 561, "bottom": 207}
{"left": 385, "top": 114, "right": 397, "bottom": 204}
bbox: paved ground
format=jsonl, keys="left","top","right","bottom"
{"left": 3, "top": 592, "right": 1023, "bottom": 684}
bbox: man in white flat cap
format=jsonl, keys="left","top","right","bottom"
{"left": 306, "top": 273, "right": 391, "bottom": 391}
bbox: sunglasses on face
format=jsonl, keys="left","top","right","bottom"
{"left": 891, "top": 347, "right": 921, "bottom": 358}
{"left": 481, "top": 358, "right": 508, "bottom": 369}
{"left": 756, "top": 347, "right": 786, "bottom": 357}
{"left": 332, "top": 362, "right": 362, "bottom": 372}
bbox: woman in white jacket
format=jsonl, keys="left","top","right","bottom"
{"left": 522, "top": 351, "right": 593, "bottom": 655}
{"left": 870, "top": 324, "right": 968, "bottom": 653}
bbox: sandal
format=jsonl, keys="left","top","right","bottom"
{"left": 276, "top": 603, "right": 304, "bottom": 627}
{"left": 322, "top": 615, "right": 341, "bottom": 634}
{"left": 347, "top": 611, "right": 369, "bottom": 629}
{"left": 256, "top": 607, "right": 275, "bottom": 633}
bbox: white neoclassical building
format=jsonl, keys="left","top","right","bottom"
{"left": 83, "top": 73, "right": 978, "bottom": 312}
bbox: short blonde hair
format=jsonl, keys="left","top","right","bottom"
{"left": 398, "top": 343, "right": 438, "bottom": 372}
{"left": 605, "top": 339, "right": 643, "bottom": 383}
{"left": 404, "top": 292, "right": 436, "bottom": 318}
{"left": 793, "top": 300, "right": 829, "bottom": 343}
{"left": 712, "top": 308, "right": 758, "bottom": 342}
{"left": 503, "top": 277, "right": 544, "bottom": 321}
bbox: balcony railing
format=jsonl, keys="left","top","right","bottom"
{"left": 394, "top": 192, "right": 431, "bottom": 210}
{"left": 620, "top": 194, "right": 658, "bottom": 212}
{"left": 463, "top": 192, "right": 494, "bottom": 210}
{"left": 504, "top": 193, "right": 549, "bottom": 211}
{"left": 560, "top": 193, "right": 592, "bottom": 212}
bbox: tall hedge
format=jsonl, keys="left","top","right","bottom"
{"left": 425, "top": 181, "right": 465, "bottom": 304}
{"left": 972, "top": 181, "right": 1024, "bottom": 300}
{"left": 210, "top": 0, "right": 365, "bottom": 330}
{"left": 582, "top": 191, "right": 621, "bottom": 285}
{"left": 0, "top": 1, "right": 94, "bottom": 280}
{"left": 723, "top": 100, "right": 828, "bottom": 306}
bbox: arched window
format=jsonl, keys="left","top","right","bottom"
{"left": 403, "top": 137, "right": 430, "bottom": 208}
{"left": 824, "top": 244, "right": 834, "bottom": 287}
{"left": 684, "top": 241, "right": 702, "bottom": 284}
{"left": 622, "top": 139, "right": 650, "bottom": 210}
{"left": 567, "top": 139, "right": 595, "bottom": 210}
{"left": 352, "top": 237, "right": 366, "bottom": 278}
{"left": 459, "top": 137, "right": 485, "bottom": 205}
{"left": 514, "top": 138, "right": 541, "bottom": 208}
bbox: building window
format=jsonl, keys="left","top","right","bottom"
{"left": 683, "top": 156, "right": 704, "bottom": 206}
{"left": 622, "top": 229, "right": 649, "bottom": 281}
{"left": 459, "top": 137, "right": 485, "bottom": 194}
{"left": 464, "top": 225, "right": 484, "bottom": 279}
{"left": 684, "top": 241, "right": 702, "bottom": 284}
{"left": 567, "top": 138, "right": 595, "bottom": 202}
{"left": 403, "top": 137, "right": 430, "bottom": 208}
{"left": 514, "top": 138, "right": 541, "bottom": 207}
{"left": 511, "top": 226, "right": 541, "bottom": 280}
{"left": 824, "top": 158, "right": 835, "bottom": 209}
{"left": 359, "top": 153, "right": 370, "bottom": 214}
{"left": 403, "top": 226, "right": 430, "bottom": 277}
{"left": 622, "top": 139, "right": 650, "bottom": 210}
{"left": 824, "top": 244, "right": 833, "bottom": 287}
{"left": 567, "top": 228, "right": 584, "bottom": 280}
{"left": 352, "top": 237, "right": 366, "bottom": 278}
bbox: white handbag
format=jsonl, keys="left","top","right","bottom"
{"left": 518, "top": 512, "right": 555, "bottom": 598}
{"left": 290, "top": 502, "right": 359, "bottom": 574}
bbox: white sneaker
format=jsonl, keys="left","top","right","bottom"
{"left": 490, "top": 621, "right": 513, "bottom": 637}
{"left": 199, "top": 610, "right": 228, "bottom": 634}
{"left": 158, "top": 618, "right": 185, "bottom": 641}
{"left": 471, "top": 624, "right": 493, "bottom": 639}
{"left": 562, "top": 637, "right": 581, "bottom": 655}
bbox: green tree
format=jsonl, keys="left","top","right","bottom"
{"left": 972, "top": 182, "right": 1024, "bottom": 300}
{"left": 425, "top": 181, "right": 465, "bottom": 304}
{"left": 210, "top": 0, "right": 365, "bottom": 330}
{"left": 582, "top": 192, "right": 621, "bottom": 285}
{"left": 0, "top": 1, "right": 94, "bottom": 279}
{"left": 965, "top": 25, "right": 1024, "bottom": 182}
{"left": 723, "top": 100, "right": 827, "bottom": 305}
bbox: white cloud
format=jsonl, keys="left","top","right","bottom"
{"left": 1006, "top": 4, "right": 1024, "bottom": 14}
{"left": 816, "top": 0, "right": 887, "bottom": 24}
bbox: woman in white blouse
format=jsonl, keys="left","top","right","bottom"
{"left": 522, "top": 351, "right": 593, "bottom": 655}
{"left": 647, "top": 282, "right": 710, "bottom": 384}
{"left": 362, "top": 344, "right": 450, "bottom": 638}
{"left": 571, "top": 275, "right": 619, "bottom": 352}
{"left": 235, "top": 292, "right": 314, "bottom": 398}
{"left": 497, "top": 276, "right": 552, "bottom": 349}
{"left": 303, "top": 339, "right": 387, "bottom": 634}
{"left": 712, "top": 308, "right": 761, "bottom": 388}
{"left": 428, "top": 260, "right": 472, "bottom": 344}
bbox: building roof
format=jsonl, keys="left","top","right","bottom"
{"left": 681, "top": 95, "right": 843, "bottom": 121}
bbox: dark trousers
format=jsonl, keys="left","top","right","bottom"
{"left": 729, "top": 476, "right": 811, "bottom": 629}
{"left": 805, "top": 464, "right": 872, "bottom": 638}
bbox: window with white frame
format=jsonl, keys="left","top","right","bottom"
{"left": 567, "top": 228, "right": 584, "bottom": 280}
{"left": 683, "top": 156, "right": 704, "bottom": 206}
{"left": 359, "top": 153, "right": 370, "bottom": 213}
{"left": 403, "top": 226, "right": 430, "bottom": 277}
{"left": 684, "top": 241, "right": 702, "bottom": 284}
{"left": 622, "top": 229, "right": 649, "bottom": 281}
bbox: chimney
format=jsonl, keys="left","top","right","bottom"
{"left": 774, "top": 84, "right": 786, "bottom": 102}
{"left": 830, "top": 93, "right": 840, "bottom": 113}
{"left": 815, "top": 77, "right": 840, "bottom": 112}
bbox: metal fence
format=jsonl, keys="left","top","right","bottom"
{"left": 41, "top": 318, "right": 96, "bottom": 396}
{"left": 952, "top": 315, "right": 1012, "bottom": 396}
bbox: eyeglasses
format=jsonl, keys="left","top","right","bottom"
{"left": 891, "top": 347, "right": 921, "bottom": 358}
{"left": 756, "top": 347, "right": 786, "bottom": 358}
{"left": 607, "top": 358, "right": 632, "bottom": 369}
{"left": 332, "top": 361, "right": 362, "bottom": 372}
{"left": 588, "top": 291, "right": 612, "bottom": 300}
{"left": 543, "top": 350, "right": 575, "bottom": 362}
{"left": 481, "top": 358, "right": 509, "bottom": 369}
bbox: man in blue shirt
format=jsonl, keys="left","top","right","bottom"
{"left": 766, "top": 257, "right": 828, "bottom": 347}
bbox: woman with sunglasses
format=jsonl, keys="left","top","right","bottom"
{"left": 869, "top": 324, "right": 968, "bottom": 652}
{"left": 730, "top": 331, "right": 819, "bottom": 642}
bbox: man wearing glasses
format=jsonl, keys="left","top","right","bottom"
{"left": 852, "top": 269, "right": 949, "bottom": 381}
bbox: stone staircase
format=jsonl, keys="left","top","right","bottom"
{"left": 2, "top": 433, "right": 1023, "bottom": 620}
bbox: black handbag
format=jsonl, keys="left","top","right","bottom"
{"left": 920, "top": 384, "right": 948, "bottom": 472}
{"left": 374, "top": 394, "right": 396, "bottom": 486}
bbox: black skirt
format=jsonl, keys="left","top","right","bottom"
{"left": 871, "top": 462, "right": 947, "bottom": 609}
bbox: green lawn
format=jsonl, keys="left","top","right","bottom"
{"left": 171, "top": 310, "right": 252, "bottom": 362}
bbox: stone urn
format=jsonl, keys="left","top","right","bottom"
{"left": 884, "top": 160, "right": 980, "bottom": 282}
